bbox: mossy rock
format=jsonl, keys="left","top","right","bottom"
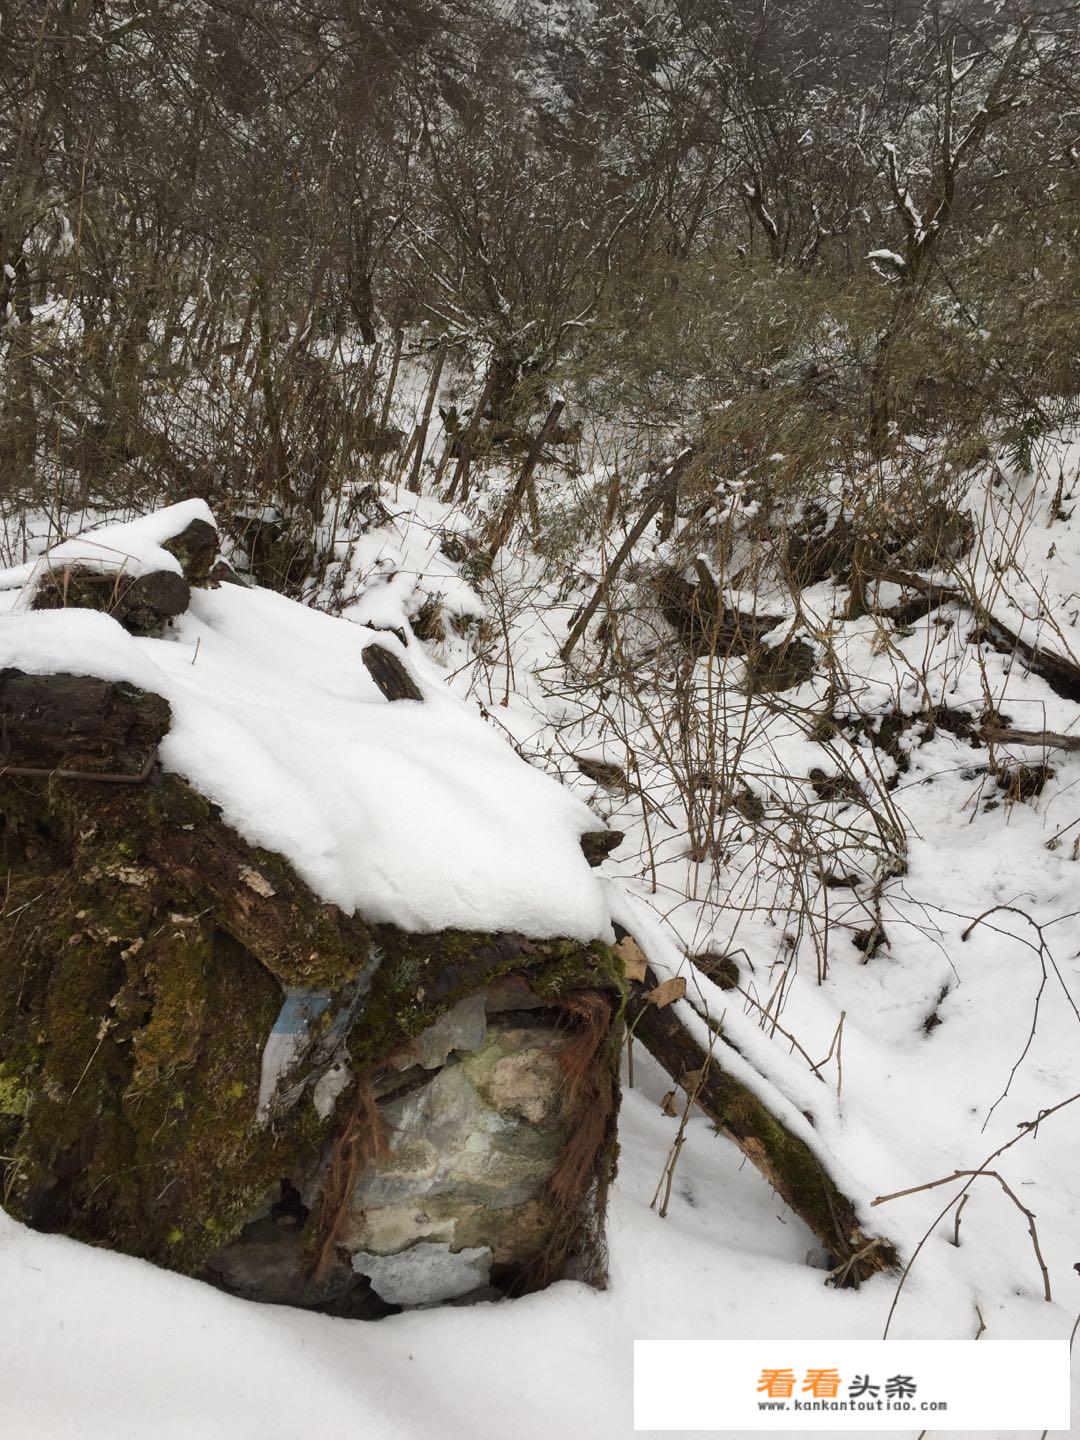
{"left": 0, "top": 766, "right": 623, "bottom": 1288}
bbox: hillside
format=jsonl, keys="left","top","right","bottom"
{"left": 1, "top": 2, "right": 1079, "bottom": 1437}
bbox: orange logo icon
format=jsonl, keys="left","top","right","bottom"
{"left": 757, "top": 1369, "right": 797, "bottom": 1398}
{"left": 803, "top": 1369, "right": 843, "bottom": 1398}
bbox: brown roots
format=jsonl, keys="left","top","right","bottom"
{"left": 309, "top": 1074, "right": 390, "bottom": 1281}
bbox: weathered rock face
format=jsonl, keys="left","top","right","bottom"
{"left": 206, "top": 985, "right": 605, "bottom": 1313}
{"left": 0, "top": 737, "right": 622, "bottom": 1316}
{"left": 348, "top": 1017, "right": 578, "bottom": 1287}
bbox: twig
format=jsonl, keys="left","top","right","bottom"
{"left": 874, "top": 1090, "right": 1078, "bottom": 1334}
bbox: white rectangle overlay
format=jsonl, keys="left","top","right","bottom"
{"left": 634, "top": 1339, "right": 1071, "bottom": 1432}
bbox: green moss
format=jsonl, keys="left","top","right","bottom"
{"left": 2, "top": 769, "right": 625, "bottom": 1279}
{"left": 530, "top": 937, "right": 626, "bottom": 1006}
{"left": 142, "top": 778, "right": 215, "bottom": 829}
{"left": 0, "top": 1064, "right": 31, "bottom": 1117}
{"left": 713, "top": 1075, "right": 897, "bottom": 1271}
{"left": 347, "top": 929, "right": 624, "bottom": 1076}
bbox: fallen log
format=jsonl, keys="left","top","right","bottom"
{"left": 31, "top": 565, "right": 190, "bottom": 637}
{"left": 0, "top": 669, "right": 170, "bottom": 774}
{"left": 983, "top": 725, "right": 1080, "bottom": 751}
{"left": 871, "top": 566, "right": 1080, "bottom": 704}
{"left": 626, "top": 961, "right": 896, "bottom": 1284}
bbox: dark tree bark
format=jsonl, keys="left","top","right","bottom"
{"left": 627, "top": 962, "right": 896, "bottom": 1284}
{"left": 0, "top": 669, "right": 171, "bottom": 774}
{"left": 362, "top": 643, "right": 424, "bottom": 701}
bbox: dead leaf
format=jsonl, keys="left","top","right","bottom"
{"left": 644, "top": 976, "right": 686, "bottom": 1008}
{"left": 680, "top": 1068, "right": 704, "bottom": 1092}
{"left": 615, "top": 935, "right": 648, "bottom": 983}
{"left": 660, "top": 1090, "right": 679, "bottom": 1117}
{"left": 239, "top": 864, "right": 276, "bottom": 898}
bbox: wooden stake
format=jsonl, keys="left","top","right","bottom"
{"left": 444, "top": 366, "right": 497, "bottom": 503}
{"left": 486, "top": 398, "right": 565, "bottom": 562}
{"left": 378, "top": 328, "right": 404, "bottom": 435}
{"left": 407, "top": 340, "right": 447, "bottom": 494}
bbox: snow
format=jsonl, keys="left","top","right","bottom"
{"left": 311, "top": 486, "right": 484, "bottom": 634}
{"left": 0, "top": 529, "right": 610, "bottom": 941}
{"left": 5, "top": 426, "right": 1080, "bottom": 1437}
{"left": 867, "top": 248, "right": 907, "bottom": 269}
{"left": 0, "top": 499, "right": 215, "bottom": 602}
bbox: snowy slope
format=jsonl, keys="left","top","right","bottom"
{"left": 0, "top": 510, "right": 610, "bottom": 940}
{"left": 3, "top": 440, "right": 1080, "bottom": 1438}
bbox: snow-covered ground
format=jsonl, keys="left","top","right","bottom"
{"left": 2, "top": 421, "right": 1080, "bottom": 1438}
{"left": 0, "top": 506, "right": 608, "bottom": 940}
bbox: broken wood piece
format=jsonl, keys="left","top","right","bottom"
{"left": 361, "top": 644, "right": 424, "bottom": 702}
{"left": 579, "top": 828, "right": 624, "bottom": 867}
{"left": 983, "top": 725, "right": 1080, "bottom": 752}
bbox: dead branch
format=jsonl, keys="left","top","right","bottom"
{"left": 873, "top": 1168, "right": 1050, "bottom": 1301}
{"left": 561, "top": 448, "right": 695, "bottom": 662}
{"left": 873, "top": 1090, "right": 1079, "bottom": 1335}
{"left": 983, "top": 726, "right": 1080, "bottom": 751}
{"left": 485, "top": 398, "right": 565, "bottom": 561}
{"left": 626, "top": 962, "right": 895, "bottom": 1282}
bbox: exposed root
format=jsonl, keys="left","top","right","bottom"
{"left": 525, "top": 989, "right": 618, "bottom": 1288}
{"left": 557, "top": 989, "right": 612, "bottom": 1108}
{"left": 309, "top": 1074, "right": 390, "bottom": 1281}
